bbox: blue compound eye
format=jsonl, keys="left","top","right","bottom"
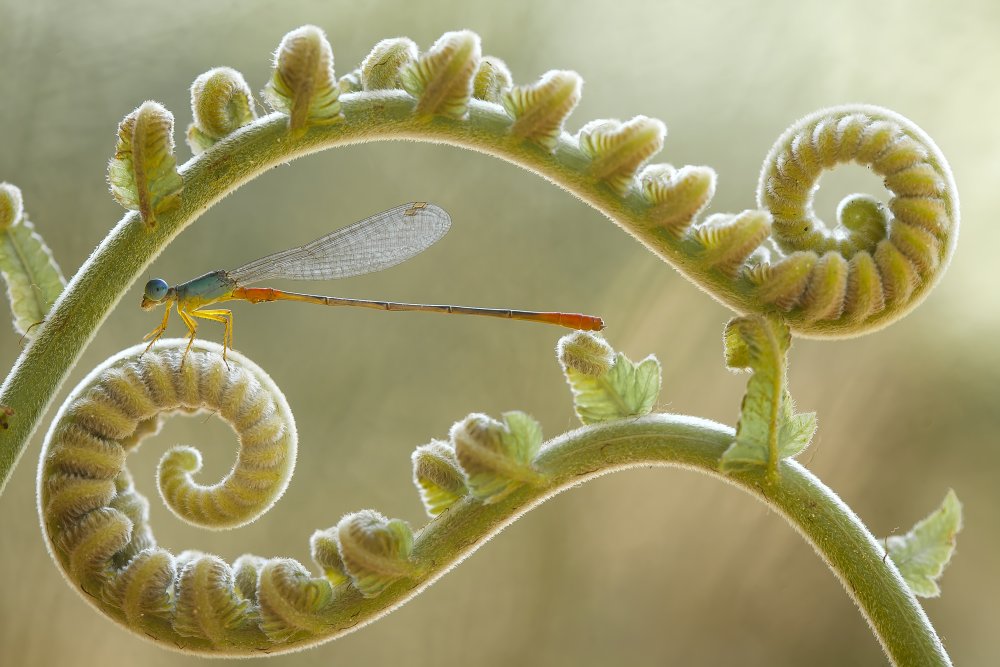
{"left": 144, "top": 278, "right": 169, "bottom": 301}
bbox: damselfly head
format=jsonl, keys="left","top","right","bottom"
{"left": 141, "top": 279, "right": 169, "bottom": 310}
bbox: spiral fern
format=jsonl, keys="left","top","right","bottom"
{"left": 0, "top": 23, "right": 963, "bottom": 666}
{"left": 751, "top": 106, "right": 958, "bottom": 330}
{"left": 35, "top": 329, "right": 959, "bottom": 662}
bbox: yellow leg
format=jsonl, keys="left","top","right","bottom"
{"left": 177, "top": 307, "right": 199, "bottom": 366}
{"left": 189, "top": 308, "right": 234, "bottom": 362}
{"left": 142, "top": 305, "right": 173, "bottom": 356}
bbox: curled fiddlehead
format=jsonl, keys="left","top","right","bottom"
{"left": 749, "top": 105, "right": 959, "bottom": 332}
{"left": 39, "top": 340, "right": 299, "bottom": 651}
{"left": 186, "top": 67, "right": 258, "bottom": 154}
{"left": 180, "top": 27, "right": 961, "bottom": 340}
{"left": 0, "top": 23, "right": 960, "bottom": 666}
{"left": 0, "top": 25, "right": 962, "bottom": 498}
{"left": 37, "top": 332, "right": 958, "bottom": 663}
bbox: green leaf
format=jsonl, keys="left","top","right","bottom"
{"left": 450, "top": 412, "right": 542, "bottom": 503}
{"left": 107, "top": 101, "right": 183, "bottom": 229}
{"left": 720, "top": 315, "right": 815, "bottom": 475}
{"left": 565, "top": 351, "right": 661, "bottom": 425}
{"left": 778, "top": 404, "right": 817, "bottom": 458}
{"left": 0, "top": 186, "right": 65, "bottom": 337}
{"left": 472, "top": 55, "right": 512, "bottom": 103}
{"left": 451, "top": 411, "right": 544, "bottom": 503}
{"left": 886, "top": 490, "right": 963, "bottom": 598}
{"left": 499, "top": 410, "right": 544, "bottom": 464}
{"left": 361, "top": 37, "right": 418, "bottom": 90}
{"left": 336, "top": 510, "right": 415, "bottom": 598}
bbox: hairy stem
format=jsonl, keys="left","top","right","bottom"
{"left": 441, "top": 415, "right": 949, "bottom": 667}
{"left": 57, "top": 412, "right": 948, "bottom": 663}
{"left": 0, "top": 89, "right": 955, "bottom": 663}
{"left": 0, "top": 91, "right": 958, "bottom": 496}
{"left": 0, "top": 22, "right": 958, "bottom": 663}
{"left": 0, "top": 90, "right": 696, "bottom": 493}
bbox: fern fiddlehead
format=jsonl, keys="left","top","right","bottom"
{"left": 0, "top": 25, "right": 959, "bottom": 493}
{"left": 40, "top": 341, "right": 299, "bottom": 651}
{"left": 37, "top": 333, "right": 955, "bottom": 664}
{"left": 749, "top": 105, "right": 959, "bottom": 331}
{"left": 0, "top": 22, "right": 960, "bottom": 666}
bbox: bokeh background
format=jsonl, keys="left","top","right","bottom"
{"left": 1, "top": 0, "right": 997, "bottom": 664}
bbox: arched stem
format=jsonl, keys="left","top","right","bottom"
{"left": 409, "top": 415, "right": 950, "bottom": 667}
{"left": 0, "top": 91, "right": 958, "bottom": 496}
{"left": 47, "top": 414, "right": 951, "bottom": 667}
{"left": 0, "top": 91, "right": 630, "bottom": 493}
{"left": 1, "top": 83, "right": 954, "bottom": 664}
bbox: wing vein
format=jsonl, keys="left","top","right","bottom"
{"left": 227, "top": 203, "right": 451, "bottom": 284}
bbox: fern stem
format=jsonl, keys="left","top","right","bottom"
{"left": 0, "top": 92, "right": 957, "bottom": 497}
{"left": 0, "top": 90, "right": 955, "bottom": 663}
{"left": 42, "top": 395, "right": 951, "bottom": 664}
{"left": 0, "top": 90, "right": 665, "bottom": 493}
{"left": 515, "top": 416, "right": 949, "bottom": 667}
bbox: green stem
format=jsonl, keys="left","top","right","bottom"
{"left": 0, "top": 90, "right": 738, "bottom": 495}
{"left": 99, "top": 414, "right": 943, "bottom": 664}
{"left": 414, "top": 415, "right": 949, "bottom": 667}
{"left": 0, "top": 91, "right": 953, "bottom": 664}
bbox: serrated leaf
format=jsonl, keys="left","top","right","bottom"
{"left": 499, "top": 410, "right": 543, "bottom": 464}
{"left": 107, "top": 101, "right": 183, "bottom": 229}
{"left": 0, "top": 216, "right": 66, "bottom": 336}
{"left": 414, "top": 474, "right": 463, "bottom": 517}
{"left": 721, "top": 315, "right": 813, "bottom": 475}
{"left": 778, "top": 408, "right": 817, "bottom": 457}
{"left": 451, "top": 412, "right": 544, "bottom": 504}
{"left": 886, "top": 490, "right": 962, "bottom": 598}
{"left": 566, "top": 352, "right": 661, "bottom": 424}
{"left": 773, "top": 389, "right": 816, "bottom": 457}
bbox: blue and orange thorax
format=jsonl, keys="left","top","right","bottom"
{"left": 142, "top": 271, "right": 237, "bottom": 311}
{"left": 174, "top": 271, "right": 237, "bottom": 306}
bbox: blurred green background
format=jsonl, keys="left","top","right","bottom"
{"left": 1, "top": 0, "right": 997, "bottom": 664}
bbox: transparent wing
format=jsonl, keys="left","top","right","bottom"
{"left": 227, "top": 202, "right": 451, "bottom": 284}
